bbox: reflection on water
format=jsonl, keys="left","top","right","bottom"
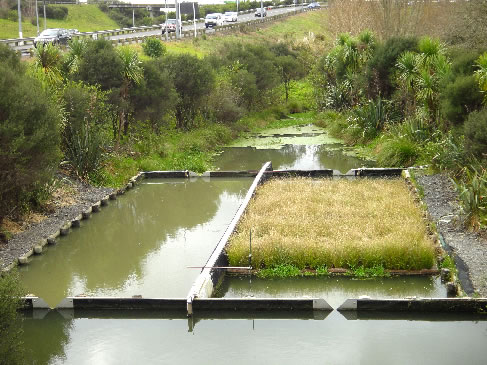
{"left": 18, "top": 178, "right": 252, "bottom": 306}
{"left": 214, "top": 275, "right": 447, "bottom": 308}
{"left": 22, "top": 311, "right": 487, "bottom": 365}
{"left": 213, "top": 144, "right": 373, "bottom": 173}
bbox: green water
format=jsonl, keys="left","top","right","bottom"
{"left": 18, "top": 178, "right": 252, "bottom": 307}
{"left": 213, "top": 125, "right": 373, "bottom": 173}
{"left": 214, "top": 275, "right": 447, "bottom": 308}
{"left": 21, "top": 310, "right": 487, "bottom": 364}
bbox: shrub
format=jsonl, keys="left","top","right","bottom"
{"left": 42, "top": 5, "right": 69, "bottom": 20}
{"left": 0, "top": 272, "right": 25, "bottom": 365}
{"left": 142, "top": 38, "right": 166, "bottom": 58}
{"left": 75, "top": 39, "right": 123, "bottom": 91}
{"left": 161, "top": 54, "right": 215, "bottom": 129}
{"left": 464, "top": 108, "right": 487, "bottom": 159}
{"left": 131, "top": 59, "right": 177, "bottom": 129}
{"left": 366, "top": 36, "right": 418, "bottom": 99}
{"left": 0, "top": 64, "right": 61, "bottom": 220}
{"left": 377, "top": 137, "right": 420, "bottom": 167}
{"left": 62, "top": 82, "right": 112, "bottom": 178}
{"left": 454, "top": 166, "right": 487, "bottom": 228}
{"left": 441, "top": 75, "right": 483, "bottom": 125}
{"left": 0, "top": 44, "right": 21, "bottom": 72}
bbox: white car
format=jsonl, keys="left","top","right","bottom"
{"left": 205, "top": 13, "right": 224, "bottom": 28}
{"left": 223, "top": 12, "right": 238, "bottom": 22}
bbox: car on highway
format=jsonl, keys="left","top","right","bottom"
{"left": 34, "top": 28, "right": 70, "bottom": 48}
{"left": 161, "top": 19, "right": 181, "bottom": 34}
{"left": 254, "top": 8, "right": 267, "bottom": 17}
{"left": 223, "top": 11, "right": 238, "bottom": 22}
{"left": 307, "top": 2, "right": 321, "bottom": 8}
{"left": 205, "top": 13, "right": 224, "bottom": 28}
{"left": 67, "top": 29, "right": 80, "bottom": 36}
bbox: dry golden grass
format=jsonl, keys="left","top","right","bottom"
{"left": 226, "top": 178, "right": 435, "bottom": 270}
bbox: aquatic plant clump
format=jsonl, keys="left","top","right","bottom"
{"left": 226, "top": 178, "right": 436, "bottom": 270}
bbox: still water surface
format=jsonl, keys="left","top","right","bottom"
{"left": 18, "top": 178, "right": 252, "bottom": 306}
{"left": 20, "top": 125, "right": 475, "bottom": 364}
{"left": 22, "top": 310, "right": 487, "bottom": 365}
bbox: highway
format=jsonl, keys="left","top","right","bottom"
{"left": 109, "top": 5, "right": 306, "bottom": 40}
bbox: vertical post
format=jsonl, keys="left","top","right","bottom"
{"left": 193, "top": 2, "right": 196, "bottom": 37}
{"left": 17, "top": 0, "right": 23, "bottom": 39}
{"left": 260, "top": 0, "right": 263, "bottom": 18}
{"left": 237, "top": 0, "right": 239, "bottom": 13}
{"left": 35, "top": 0, "right": 39, "bottom": 35}
{"left": 132, "top": 9, "right": 135, "bottom": 27}
{"left": 175, "top": 0, "right": 180, "bottom": 38}
{"left": 164, "top": 0, "right": 168, "bottom": 41}
{"left": 43, "top": 0, "right": 46, "bottom": 30}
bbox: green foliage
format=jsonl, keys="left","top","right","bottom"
{"left": 346, "top": 264, "right": 389, "bottom": 278}
{"left": 42, "top": 5, "right": 69, "bottom": 20}
{"left": 0, "top": 63, "right": 61, "bottom": 219}
{"left": 131, "top": 58, "right": 177, "bottom": 129}
{"left": 162, "top": 54, "right": 214, "bottom": 129}
{"left": 423, "top": 131, "right": 466, "bottom": 172}
{"left": 454, "top": 166, "right": 487, "bottom": 228}
{"left": 257, "top": 264, "right": 302, "bottom": 278}
{"left": 440, "top": 75, "right": 483, "bottom": 125}
{"left": 141, "top": 37, "right": 166, "bottom": 58}
{"left": 349, "top": 97, "right": 390, "bottom": 142}
{"left": 377, "top": 137, "right": 420, "bottom": 167}
{"left": 62, "top": 82, "right": 112, "bottom": 177}
{"left": 75, "top": 39, "right": 123, "bottom": 91}
{"left": 62, "top": 38, "right": 88, "bottom": 77}
{"left": 474, "top": 52, "right": 487, "bottom": 104}
{"left": 32, "top": 43, "right": 63, "bottom": 86}
{"left": 366, "top": 36, "right": 418, "bottom": 98}
{"left": 0, "top": 272, "right": 25, "bottom": 365}
{"left": 0, "top": 44, "right": 21, "bottom": 72}
{"left": 464, "top": 108, "right": 487, "bottom": 158}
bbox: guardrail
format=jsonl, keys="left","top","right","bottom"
{"left": 0, "top": 3, "right": 321, "bottom": 49}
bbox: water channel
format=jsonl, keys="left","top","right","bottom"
{"left": 19, "top": 125, "right": 487, "bottom": 363}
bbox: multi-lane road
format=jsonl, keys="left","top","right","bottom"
{"left": 109, "top": 5, "right": 307, "bottom": 40}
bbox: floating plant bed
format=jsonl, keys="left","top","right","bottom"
{"left": 226, "top": 177, "right": 438, "bottom": 274}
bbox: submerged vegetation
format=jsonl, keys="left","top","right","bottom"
{"left": 227, "top": 178, "right": 436, "bottom": 271}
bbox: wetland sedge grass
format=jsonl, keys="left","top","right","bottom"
{"left": 226, "top": 178, "right": 435, "bottom": 271}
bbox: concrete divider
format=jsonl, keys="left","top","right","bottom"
{"left": 338, "top": 298, "right": 487, "bottom": 313}
{"left": 23, "top": 296, "right": 50, "bottom": 309}
{"left": 144, "top": 170, "right": 189, "bottom": 178}
{"left": 56, "top": 297, "right": 187, "bottom": 310}
{"left": 186, "top": 162, "right": 273, "bottom": 315}
{"left": 352, "top": 168, "right": 404, "bottom": 177}
{"left": 192, "top": 298, "right": 332, "bottom": 311}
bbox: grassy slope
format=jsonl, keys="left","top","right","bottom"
{"left": 0, "top": 5, "right": 119, "bottom": 39}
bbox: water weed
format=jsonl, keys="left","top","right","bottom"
{"left": 227, "top": 178, "right": 436, "bottom": 271}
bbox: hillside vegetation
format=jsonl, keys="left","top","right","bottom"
{"left": 0, "top": 5, "right": 119, "bottom": 39}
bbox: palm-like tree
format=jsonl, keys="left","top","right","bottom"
{"left": 116, "top": 46, "right": 143, "bottom": 145}
{"left": 475, "top": 52, "right": 487, "bottom": 104}
{"left": 33, "top": 43, "right": 63, "bottom": 86}
{"left": 63, "top": 38, "right": 88, "bottom": 76}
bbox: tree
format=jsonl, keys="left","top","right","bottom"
{"left": 0, "top": 63, "right": 62, "bottom": 220}
{"left": 270, "top": 43, "right": 306, "bottom": 102}
{"left": 162, "top": 54, "right": 214, "bottom": 129}
{"left": 116, "top": 46, "right": 143, "bottom": 142}
{"left": 131, "top": 58, "right": 177, "bottom": 130}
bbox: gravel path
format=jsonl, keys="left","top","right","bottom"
{"left": 0, "top": 176, "right": 114, "bottom": 271}
{"left": 417, "top": 173, "right": 487, "bottom": 297}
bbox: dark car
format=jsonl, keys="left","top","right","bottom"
{"left": 254, "top": 8, "right": 267, "bottom": 17}
{"left": 34, "top": 28, "right": 70, "bottom": 48}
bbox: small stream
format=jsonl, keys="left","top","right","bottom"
{"left": 20, "top": 124, "right": 485, "bottom": 364}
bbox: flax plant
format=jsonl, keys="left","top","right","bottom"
{"left": 226, "top": 178, "right": 435, "bottom": 270}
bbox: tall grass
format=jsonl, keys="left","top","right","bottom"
{"left": 226, "top": 178, "right": 435, "bottom": 270}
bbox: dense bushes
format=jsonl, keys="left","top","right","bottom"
{"left": 0, "top": 272, "right": 25, "bottom": 365}
{"left": 464, "top": 108, "right": 487, "bottom": 159}
{"left": 0, "top": 52, "right": 61, "bottom": 220}
{"left": 42, "top": 5, "right": 68, "bottom": 20}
